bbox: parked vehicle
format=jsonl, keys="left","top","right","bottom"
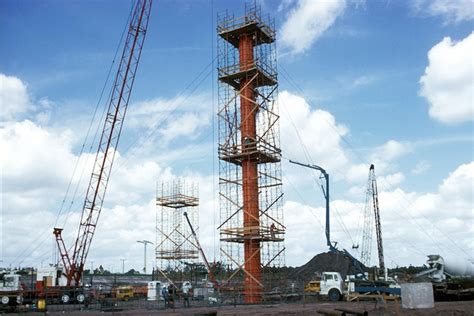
{"left": 0, "top": 272, "right": 23, "bottom": 311}
{"left": 416, "top": 255, "right": 474, "bottom": 300}
{"left": 304, "top": 271, "right": 400, "bottom": 301}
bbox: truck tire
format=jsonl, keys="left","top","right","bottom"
{"left": 328, "top": 289, "right": 341, "bottom": 302}
{"left": 76, "top": 293, "right": 85, "bottom": 303}
{"left": 61, "top": 294, "right": 70, "bottom": 304}
{"left": 1, "top": 296, "right": 9, "bottom": 305}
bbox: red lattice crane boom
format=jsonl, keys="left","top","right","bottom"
{"left": 54, "top": 0, "right": 152, "bottom": 286}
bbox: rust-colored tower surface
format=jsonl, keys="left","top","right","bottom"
{"left": 217, "top": 3, "right": 285, "bottom": 303}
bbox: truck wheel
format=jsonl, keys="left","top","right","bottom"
{"left": 1, "top": 296, "right": 9, "bottom": 305}
{"left": 76, "top": 294, "right": 85, "bottom": 303}
{"left": 61, "top": 294, "right": 70, "bottom": 304}
{"left": 328, "top": 289, "right": 341, "bottom": 302}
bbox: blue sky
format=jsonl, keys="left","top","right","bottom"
{"left": 1, "top": 0, "right": 473, "bottom": 272}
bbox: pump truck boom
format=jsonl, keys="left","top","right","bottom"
{"left": 289, "top": 160, "right": 335, "bottom": 251}
{"left": 289, "top": 160, "right": 365, "bottom": 274}
{"left": 53, "top": 0, "right": 152, "bottom": 286}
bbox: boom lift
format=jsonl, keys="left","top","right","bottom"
{"left": 183, "top": 212, "right": 219, "bottom": 289}
{"left": 53, "top": 0, "right": 153, "bottom": 286}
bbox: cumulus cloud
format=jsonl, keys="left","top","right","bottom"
{"left": 279, "top": 90, "right": 350, "bottom": 172}
{"left": 0, "top": 120, "right": 76, "bottom": 194}
{"left": 0, "top": 74, "right": 31, "bottom": 122}
{"left": 284, "top": 162, "right": 473, "bottom": 267}
{"left": 419, "top": 32, "right": 474, "bottom": 124}
{"left": 438, "top": 161, "right": 474, "bottom": 210}
{"left": 280, "top": 0, "right": 346, "bottom": 55}
{"left": 127, "top": 93, "right": 211, "bottom": 146}
{"left": 279, "top": 91, "right": 413, "bottom": 189}
{"left": 413, "top": 0, "right": 474, "bottom": 24}
{"left": 0, "top": 119, "right": 213, "bottom": 270}
{"left": 412, "top": 160, "right": 431, "bottom": 174}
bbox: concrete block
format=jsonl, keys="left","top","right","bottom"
{"left": 401, "top": 282, "right": 434, "bottom": 309}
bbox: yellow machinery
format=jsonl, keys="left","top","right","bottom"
{"left": 114, "top": 286, "right": 134, "bottom": 301}
{"left": 304, "top": 280, "right": 321, "bottom": 293}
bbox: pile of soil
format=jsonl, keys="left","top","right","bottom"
{"left": 289, "top": 251, "right": 366, "bottom": 282}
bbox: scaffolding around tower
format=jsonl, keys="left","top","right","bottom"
{"left": 217, "top": 2, "right": 285, "bottom": 302}
{"left": 155, "top": 180, "right": 199, "bottom": 275}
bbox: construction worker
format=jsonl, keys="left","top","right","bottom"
{"left": 161, "top": 285, "right": 169, "bottom": 308}
{"left": 270, "top": 222, "right": 276, "bottom": 239}
{"left": 182, "top": 281, "right": 192, "bottom": 308}
{"left": 168, "top": 284, "right": 175, "bottom": 308}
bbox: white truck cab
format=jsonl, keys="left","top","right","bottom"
{"left": 320, "top": 272, "right": 344, "bottom": 301}
{"left": 0, "top": 273, "right": 23, "bottom": 307}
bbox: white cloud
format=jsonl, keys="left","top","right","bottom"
{"left": 159, "top": 112, "right": 210, "bottom": 145}
{"left": 0, "top": 74, "right": 220, "bottom": 271}
{"left": 277, "top": 91, "right": 472, "bottom": 266}
{"left": 371, "top": 140, "right": 412, "bottom": 162}
{"left": 3, "top": 70, "right": 470, "bottom": 273}
{"left": 280, "top": 0, "right": 346, "bottom": 55}
{"left": 413, "top": 0, "right": 474, "bottom": 24}
{"left": 438, "top": 161, "right": 474, "bottom": 211}
{"left": 377, "top": 172, "right": 406, "bottom": 189}
{"left": 0, "top": 120, "right": 76, "bottom": 194}
{"left": 350, "top": 75, "right": 376, "bottom": 89}
{"left": 279, "top": 90, "right": 350, "bottom": 173}
{"left": 128, "top": 94, "right": 210, "bottom": 129}
{"left": 412, "top": 160, "right": 431, "bottom": 174}
{"left": 284, "top": 162, "right": 473, "bottom": 267}
{"left": 0, "top": 74, "right": 31, "bottom": 122}
{"left": 419, "top": 32, "right": 474, "bottom": 124}
{"left": 279, "top": 91, "right": 413, "bottom": 190}
{"left": 278, "top": 0, "right": 294, "bottom": 12}
{"left": 127, "top": 93, "right": 211, "bottom": 146}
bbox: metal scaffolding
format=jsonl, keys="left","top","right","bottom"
{"left": 155, "top": 180, "right": 199, "bottom": 274}
{"left": 217, "top": 2, "right": 285, "bottom": 303}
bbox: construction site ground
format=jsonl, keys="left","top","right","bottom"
{"left": 23, "top": 300, "right": 474, "bottom": 315}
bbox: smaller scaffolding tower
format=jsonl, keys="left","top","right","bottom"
{"left": 156, "top": 180, "right": 199, "bottom": 277}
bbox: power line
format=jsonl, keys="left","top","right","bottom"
{"left": 277, "top": 62, "right": 468, "bottom": 259}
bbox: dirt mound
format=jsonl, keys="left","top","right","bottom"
{"left": 289, "top": 251, "right": 365, "bottom": 281}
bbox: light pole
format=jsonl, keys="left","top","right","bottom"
{"left": 120, "top": 258, "right": 126, "bottom": 274}
{"left": 89, "top": 260, "right": 94, "bottom": 285}
{"left": 137, "top": 240, "right": 153, "bottom": 274}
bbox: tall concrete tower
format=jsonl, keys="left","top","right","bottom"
{"left": 217, "top": 3, "right": 285, "bottom": 303}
